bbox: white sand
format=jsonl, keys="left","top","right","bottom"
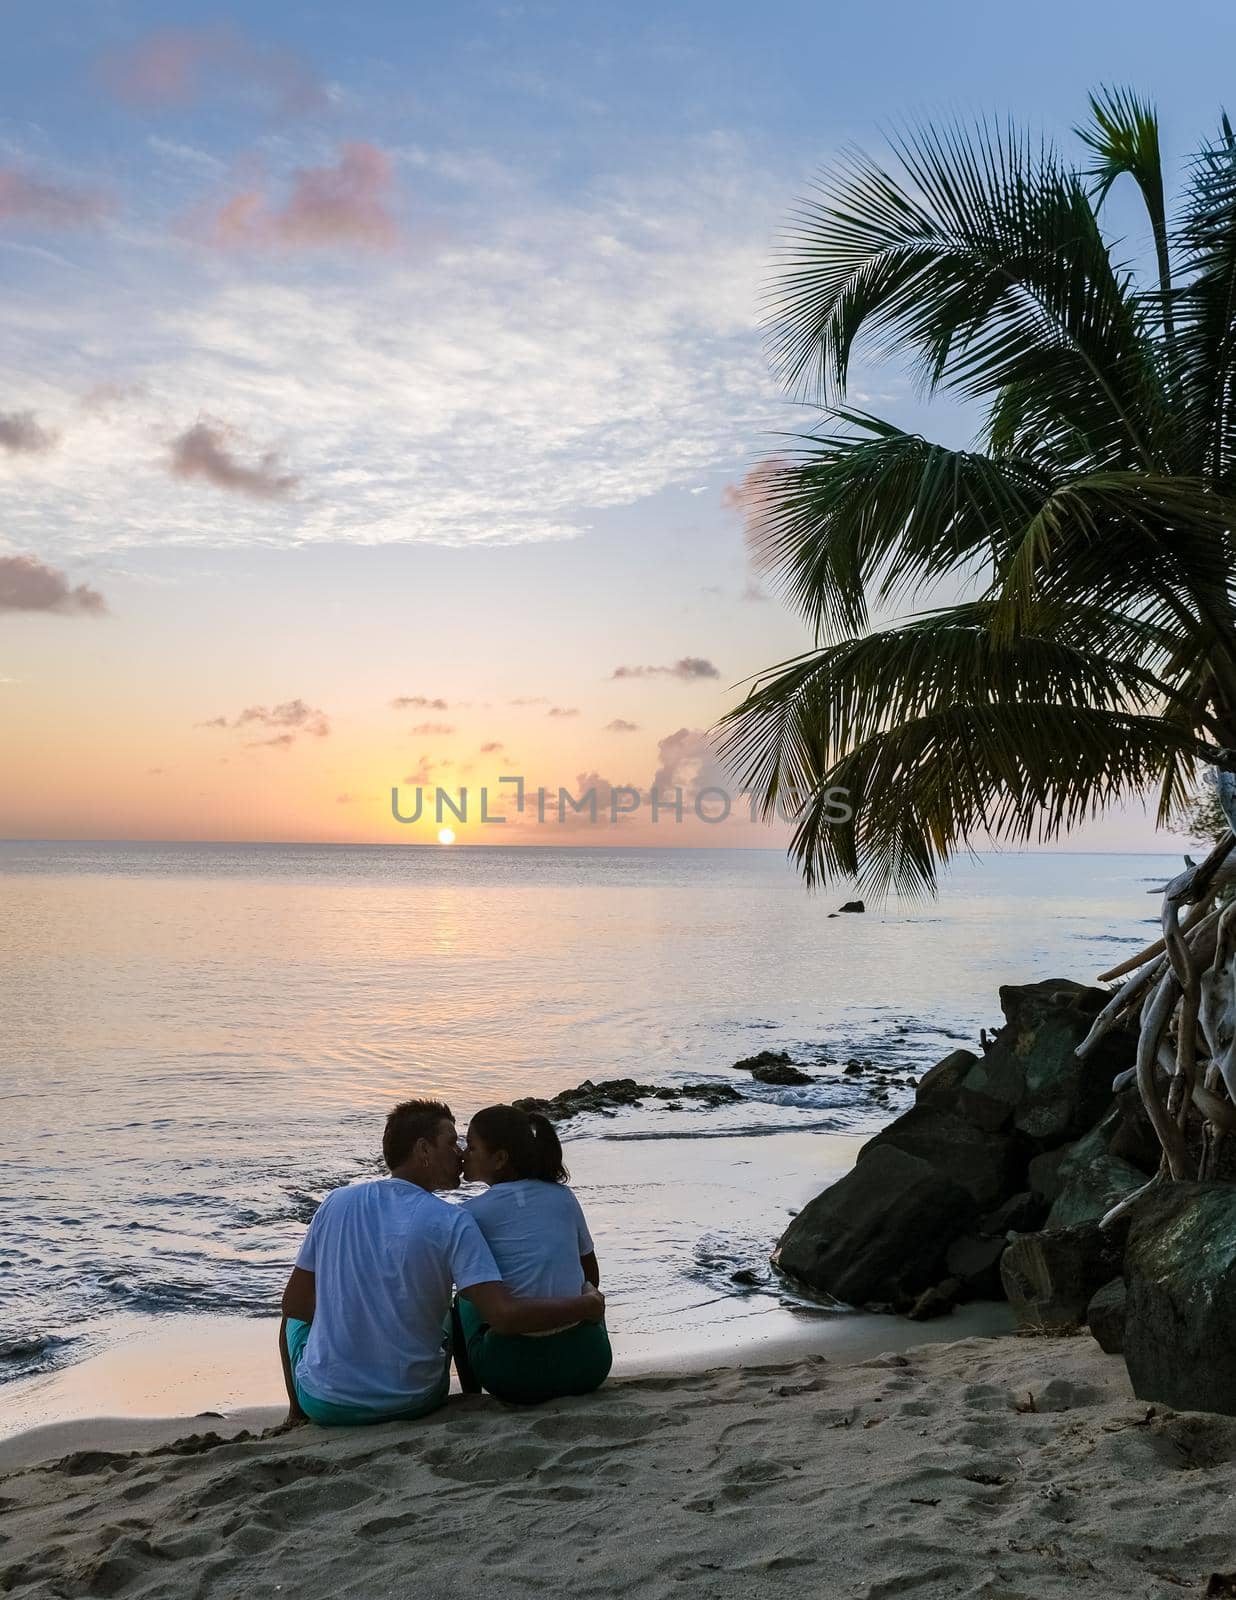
{"left": 4, "top": 1332, "right": 1235, "bottom": 1599}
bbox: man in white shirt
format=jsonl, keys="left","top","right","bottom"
{"left": 279, "top": 1099, "right": 605, "bottom": 1425}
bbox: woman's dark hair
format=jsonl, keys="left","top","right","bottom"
{"left": 470, "top": 1104, "right": 568, "bottom": 1183}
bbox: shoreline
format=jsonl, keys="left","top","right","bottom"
{"left": 0, "top": 1299, "right": 1014, "bottom": 1468}
{"left": 7, "top": 1329, "right": 1220, "bottom": 1600}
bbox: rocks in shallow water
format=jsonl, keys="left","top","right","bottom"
{"left": 1123, "top": 1181, "right": 1236, "bottom": 1415}
{"left": 513, "top": 1077, "right": 742, "bottom": 1121}
{"left": 837, "top": 900, "right": 865, "bottom": 913}
{"left": 731, "top": 1049, "right": 814, "bottom": 1085}
{"left": 858, "top": 1104, "right": 1021, "bottom": 1210}
{"left": 772, "top": 1145, "right": 976, "bottom": 1308}
{"left": 999, "top": 1223, "right": 1123, "bottom": 1332}
{"left": 1087, "top": 1277, "right": 1127, "bottom": 1355}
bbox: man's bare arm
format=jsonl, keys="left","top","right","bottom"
{"left": 461, "top": 1281, "right": 605, "bottom": 1336}
{"left": 580, "top": 1251, "right": 600, "bottom": 1288}
{"left": 277, "top": 1267, "right": 316, "bottom": 1424}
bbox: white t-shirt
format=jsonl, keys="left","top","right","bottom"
{"left": 295, "top": 1177, "right": 499, "bottom": 1410}
{"left": 464, "top": 1180, "right": 595, "bottom": 1298}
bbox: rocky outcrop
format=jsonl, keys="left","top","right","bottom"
{"left": 771, "top": 978, "right": 1140, "bottom": 1319}
{"left": 514, "top": 1077, "right": 743, "bottom": 1120}
{"left": 999, "top": 1223, "right": 1124, "bottom": 1332}
{"left": 772, "top": 1146, "right": 976, "bottom": 1309}
{"left": 859, "top": 1105, "right": 1022, "bottom": 1209}
{"left": 732, "top": 1050, "right": 815, "bottom": 1086}
{"left": 1123, "top": 1181, "right": 1236, "bottom": 1415}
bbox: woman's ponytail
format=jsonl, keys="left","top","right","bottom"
{"left": 526, "top": 1112, "right": 569, "bottom": 1184}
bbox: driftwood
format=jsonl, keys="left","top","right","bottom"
{"left": 1087, "top": 834, "right": 1236, "bottom": 1222}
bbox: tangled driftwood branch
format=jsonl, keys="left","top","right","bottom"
{"left": 1074, "top": 833, "right": 1236, "bottom": 1227}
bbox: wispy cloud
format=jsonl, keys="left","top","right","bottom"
{"left": 198, "top": 698, "right": 329, "bottom": 744}
{"left": 0, "top": 555, "right": 105, "bottom": 615}
{"left": 204, "top": 144, "right": 399, "bottom": 252}
{"left": 392, "top": 695, "right": 449, "bottom": 710}
{"left": 611, "top": 657, "right": 719, "bottom": 681}
{"left": 0, "top": 168, "right": 107, "bottom": 228}
{"left": 0, "top": 412, "right": 57, "bottom": 454}
{"left": 169, "top": 421, "right": 298, "bottom": 499}
{"left": 547, "top": 705, "right": 580, "bottom": 717}
{"left": 604, "top": 718, "right": 639, "bottom": 732}
{"left": 410, "top": 721, "right": 455, "bottom": 734}
{"left": 3, "top": 138, "right": 783, "bottom": 557}
{"left": 509, "top": 696, "right": 549, "bottom": 706}
{"left": 479, "top": 740, "right": 504, "bottom": 752}
{"left": 100, "top": 25, "right": 326, "bottom": 117}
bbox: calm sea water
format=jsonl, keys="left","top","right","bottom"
{"left": 0, "top": 841, "right": 1172, "bottom": 1397}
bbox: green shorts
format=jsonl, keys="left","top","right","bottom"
{"left": 285, "top": 1318, "right": 449, "bottom": 1427}
{"left": 454, "top": 1298, "right": 612, "bottom": 1405}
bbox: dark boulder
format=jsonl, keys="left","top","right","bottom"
{"left": 772, "top": 1145, "right": 976, "bottom": 1308}
{"left": 838, "top": 900, "right": 865, "bottom": 913}
{"left": 1124, "top": 1181, "right": 1236, "bottom": 1415}
{"left": 859, "top": 1104, "right": 1022, "bottom": 1209}
{"left": 999, "top": 1223, "right": 1123, "bottom": 1332}
{"left": 959, "top": 980, "right": 1134, "bottom": 1147}
{"left": 981, "top": 1190, "right": 1049, "bottom": 1237}
{"left": 946, "top": 1233, "right": 1008, "bottom": 1298}
{"left": 907, "top": 1277, "right": 962, "bottom": 1321}
{"left": 1087, "top": 1278, "right": 1127, "bottom": 1356}
{"left": 914, "top": 1049, "right": 979, "bottom": 1115}
{"left": 1046, "top": 1152, "right": 1147, "bottom": 1230}
{"left": 732, "top": 1050, "right": 815, "bottom": 1086}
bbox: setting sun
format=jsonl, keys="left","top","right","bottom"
{"left": 437, "top": 828, "right": 456, "bottom": 845}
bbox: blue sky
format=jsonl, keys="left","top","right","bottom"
{"left": 1, "top": 1, "right": 1231, "bottom": 848}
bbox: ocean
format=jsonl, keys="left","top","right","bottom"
{"left": 0, "top": 841, "right": 1173, "bottom": 1430}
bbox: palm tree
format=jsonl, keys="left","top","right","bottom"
{"left": 718, "top": 90, "right": 1236, "bottom": 1184}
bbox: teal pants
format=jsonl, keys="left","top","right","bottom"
{"left": 285, "top": 1318, "right": 449, "bottom": 1427}
{"left": 454, "top": 1299, "right": 612, "bottom": 1405}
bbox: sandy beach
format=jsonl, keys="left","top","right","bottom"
{"left": 3, "top": 1329, "right": 1232, "bottom": 1600}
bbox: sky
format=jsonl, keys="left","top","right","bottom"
{"left": 2, "top": 0, "right": 1233, "bottom": 852}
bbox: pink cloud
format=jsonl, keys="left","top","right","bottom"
{"left": 100, "top": 26, "right": 325, "bottom": 117}
{"left": 410, "top": 721, "right": 455, "bottom": 735}
{"left": 480, "top": 741, "right": 504, "bottom": 753}
{"left": 170, "top": 421, "right": 297, "bottom": 499}
{"left": 547, "top": 705, "right": 580, "bottom": 717}
{"left": 605, "top": 719, "right": 639, "bottom": 733}
{"left": 0, "top": 412, "right": 57, "bottom": 454}
{"left": 722, "top": 458, "right": 791, "bottom": 573}
{"left": 0, "top": 169, "right": 107, "bottom": 228}
{"left": 392, "top": 695, "right": 449, "bottom": 711}
{"left": 246, "top": 731, "right": 296, "bottom": 750}
{"left": 207, "top": 144, "right": 399, "bottom": 252}
{"left": 0, "top": 555, "right": 106, "bottom": 615}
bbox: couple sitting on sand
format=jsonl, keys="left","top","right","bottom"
{"left": 278, "top": 1098, "right": 611, "bottom": 1424}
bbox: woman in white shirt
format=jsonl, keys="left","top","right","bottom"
{"left": 456, "top": 1103, "right": 612, "bottom": 1403}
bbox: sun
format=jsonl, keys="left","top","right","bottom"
{"left": 437, "top": 827, "right": 456, "bottom": 845}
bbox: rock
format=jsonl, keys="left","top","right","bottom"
{"left": 981, "top": 1190, "right": 1049, "bottom": 1237}
{"left": 907, "top": 1277, "right": 962, "bottom": 1320}
{"left": 731, "top": 1051, "right": 815, "bottom": 1085}
{"left": 1086, "top": 1278, "right": 1126, "bottom": 1355}
{"left": 843, "top": 1060, "right": 865, "bottom": 1074}
{"left": 945, "top": 1234, "right": 1007, "bottom": 1298}
{"left": 999, "top": 1223, "right": 1123, "bottom": 1332}
{"left": 1046, "top": 1152, "right": 1147, "bottom": 1230}
{"left": 957, "top": 980, "right": 1135, "bottom": 1147}
{"left": 729, "top": 1268, "right": 761, "bottom": 1287}
{"left": 914, "top": 1048, "right": 979, "bottom": 1114}
{"left": 859, "top": 1104, "right": 1022, "bottom": 1209}
{"left": 838, "top": 900, "right": 865, "bottom": 913}
{"left": 513, "top": 1077, "right": 743, "bottom": 1121}
{"left": 1124, "top": 1181, "right": 1236, "bottom": 1415}
{"left": 772, "top": 1146, "right": 976, "bottom": 1308}
{"left": 1028, "top": 1145, "right": 1072, "bottom": 1202}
